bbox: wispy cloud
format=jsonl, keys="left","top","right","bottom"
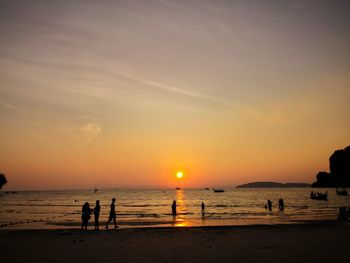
{"left": 104, "top": 61, "right": 253, "bottom": 109}
{"left": 60, "top": 84, "right": 139, "bottom": 107}
{"left": 31, "top": 121, "right": 102, "bottom": 145}
{"left": 0, "top": 99, "right": 23, "bottom": 111}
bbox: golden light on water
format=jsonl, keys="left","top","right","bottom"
{"left": 176, "top": 171, "right": 184, "bottom": 179}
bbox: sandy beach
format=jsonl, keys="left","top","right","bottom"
{"left": 1, "top": 222, "right": 349, "bottom": 263}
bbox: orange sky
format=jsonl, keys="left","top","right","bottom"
{"left": 0, "top": 0, "right": 349, "bottom": 190}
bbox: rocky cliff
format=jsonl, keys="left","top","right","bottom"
{"left": 312, "top": 146, "right": 350, "bottom": 187}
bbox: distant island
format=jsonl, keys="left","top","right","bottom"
{"left": 312, "top": 145, "right": 350, "bottom": 188}
{"left": 236, "top": 182, "right": 311, "bottom": 188}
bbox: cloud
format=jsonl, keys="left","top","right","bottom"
{"left": 0, "top": 99, "right": 22, "bottom": 111}
{"left": 105, "top": 62, "right": 253, "bottom": 109}
{"left": 30, "top": 121, "right": 102, "bottom": 145}
{"left": 80, "top": 123, "right": 102, "bottom": 144}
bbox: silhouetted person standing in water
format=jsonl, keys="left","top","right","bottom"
{"left": 171, "top": 200, "right": 177, "bottom": 217}
{"left": 278, "top": 199, "right": 285, "bottom": 211}
{"left": 201, "top": 202, "right": 205, "bottom": 217}
{"left": 94, "top": 200, "right": 100, "bottom": 230}
{"left": 267, "top": 200, "right": 272, "bottom": 211}
{"left": 81, "top": 202, "right": 92, "bottom": 231}
{"left": 106, "top": 198, "right": 117, "bottom": 229}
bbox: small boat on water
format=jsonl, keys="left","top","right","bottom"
{"left": 176, "top": 187, "right": 181, "bottom": 190}
{"left": 336, "top": 188, "right": 348, "bottom": 196}
{"left": 204, "top": 187, "right": 210, "bottom": 190}
{"left": 213, "top": 189, "right": 224, "bottom": 193}
{"left": 310, "top": 191, "right": 328, "bottom": 200}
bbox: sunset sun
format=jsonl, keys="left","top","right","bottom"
{"left": 176, "top": 171, "right": 184, "bottom": 179}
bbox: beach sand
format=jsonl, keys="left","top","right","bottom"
{"left": 1, "top": 222, "right": 349, "bottom": 263}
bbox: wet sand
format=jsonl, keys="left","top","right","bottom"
{"left": 1, "top": 222, "right": 349, "bottom": 263}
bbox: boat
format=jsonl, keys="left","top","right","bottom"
{"left": 93, "top": 185, "right": 98, "bottom": 193}
{"left": 176, "top": 187, "right": 181, "bottom": 190}
{"left": 204, "top": 187, "right": 210, "bottom": 190}
{"left": 336, "top": 188, "right": 348, "bottom": 196}
{"left": 310, "top": 191, "right": 328, "bottom": 200}
{"left": 213, "top": 189, "right": 224, "bottom": 193}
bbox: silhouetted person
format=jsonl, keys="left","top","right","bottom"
{"left": 94, "top": 200, "right": 100, "bottom": 230}
{"left": 106, "top": 198, "right": 117, "bottom": 229}
{"left": 278, "top": 199, "right": 285, "bottom": 211}
{"left": 171, "top": 200, "right": 177, "bottom": 217}
{"left": 81, "top": 202, "right": 92, "bottom": 231}
{"left": 267, "top": 200, "right": 272, "bottom": 211}
{"left": 201, "top": 202, "right": 205, "bottom": 217}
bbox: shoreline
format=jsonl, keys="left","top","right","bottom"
{"left": 0, "top": 215, "right": 340, "bottom": 230}
{"left": 1, "top": 218, "right": 348, "bottom": 231}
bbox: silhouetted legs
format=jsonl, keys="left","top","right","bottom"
{"left": 112, "top": 217, "right": 116, "bottom": 229}
{"left": 94, "top": 215, "right": 99, "bottom": 230}
{"left": 81, "top": 218, "right": 88, "bottom": 231}
{"left": 106, "top": 215, "right": 117, "bottom": 229}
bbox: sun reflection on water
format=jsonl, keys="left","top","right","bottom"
{"left": 173, "top": 189, "right": 191, "bottom": 227}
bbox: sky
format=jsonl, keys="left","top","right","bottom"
{"left": 0, "top": 0, "right": 349, "bottom": 190}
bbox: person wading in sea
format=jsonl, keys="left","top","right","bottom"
{"left": 171, "top": 200, "right": 177, "bottom": 218}
{"left": 106, "top": 198, "right": 118, "bottom": 229}
{"left": 201, "top": 201, "right": 205, "bottom": 217}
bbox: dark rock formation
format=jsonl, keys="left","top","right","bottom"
{"left": 236, "top": 182, "right": 311, "bottom": 188}
{"left": 0, "top": 173, "right": 7, "bottom": 189}
{"left": 312, "top": 146, "right": 350, "bottom": 188}
{"left": 312, "top": 172, "right": 336, "bottom": 188}
{"left": 330, "top": 146, "right": 350, "bottom": 185}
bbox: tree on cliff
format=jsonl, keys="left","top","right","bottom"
{"left": 0, "top": 173, "right": 7, "bottom": 189}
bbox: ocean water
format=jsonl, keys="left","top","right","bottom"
{"left": 1, "top": 188, "right": 349, "bottom": 229}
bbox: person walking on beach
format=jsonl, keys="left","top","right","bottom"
{"left": 81, "top": 202, "right": 92, "bottom": 231}
{"left": 171, "top": 200, "right": 177, "bottom": 217}
{"left": 106, "top": 198, "right": 117, "bottom": 229}
{"left": 201, "top": 201, "right": 205, "bottom": 217}
{"left": 94, "top": 200, "right": 100, "bottom": 230}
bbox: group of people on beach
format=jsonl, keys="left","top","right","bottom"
{"left": 82, "top": 199, "right": 206, "bottom": 230}
{"left": 82, "top": 197, "right": 288, "bottom": 230}
{"left": 81, "top": 198, "right": 117, "bottom": 231}
{"left": 265, "top": 199, "right": 285, "bottom": 211}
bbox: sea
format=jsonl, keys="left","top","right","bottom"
{"left": 1, "top": 188, "right": 349, "bottom": 229}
